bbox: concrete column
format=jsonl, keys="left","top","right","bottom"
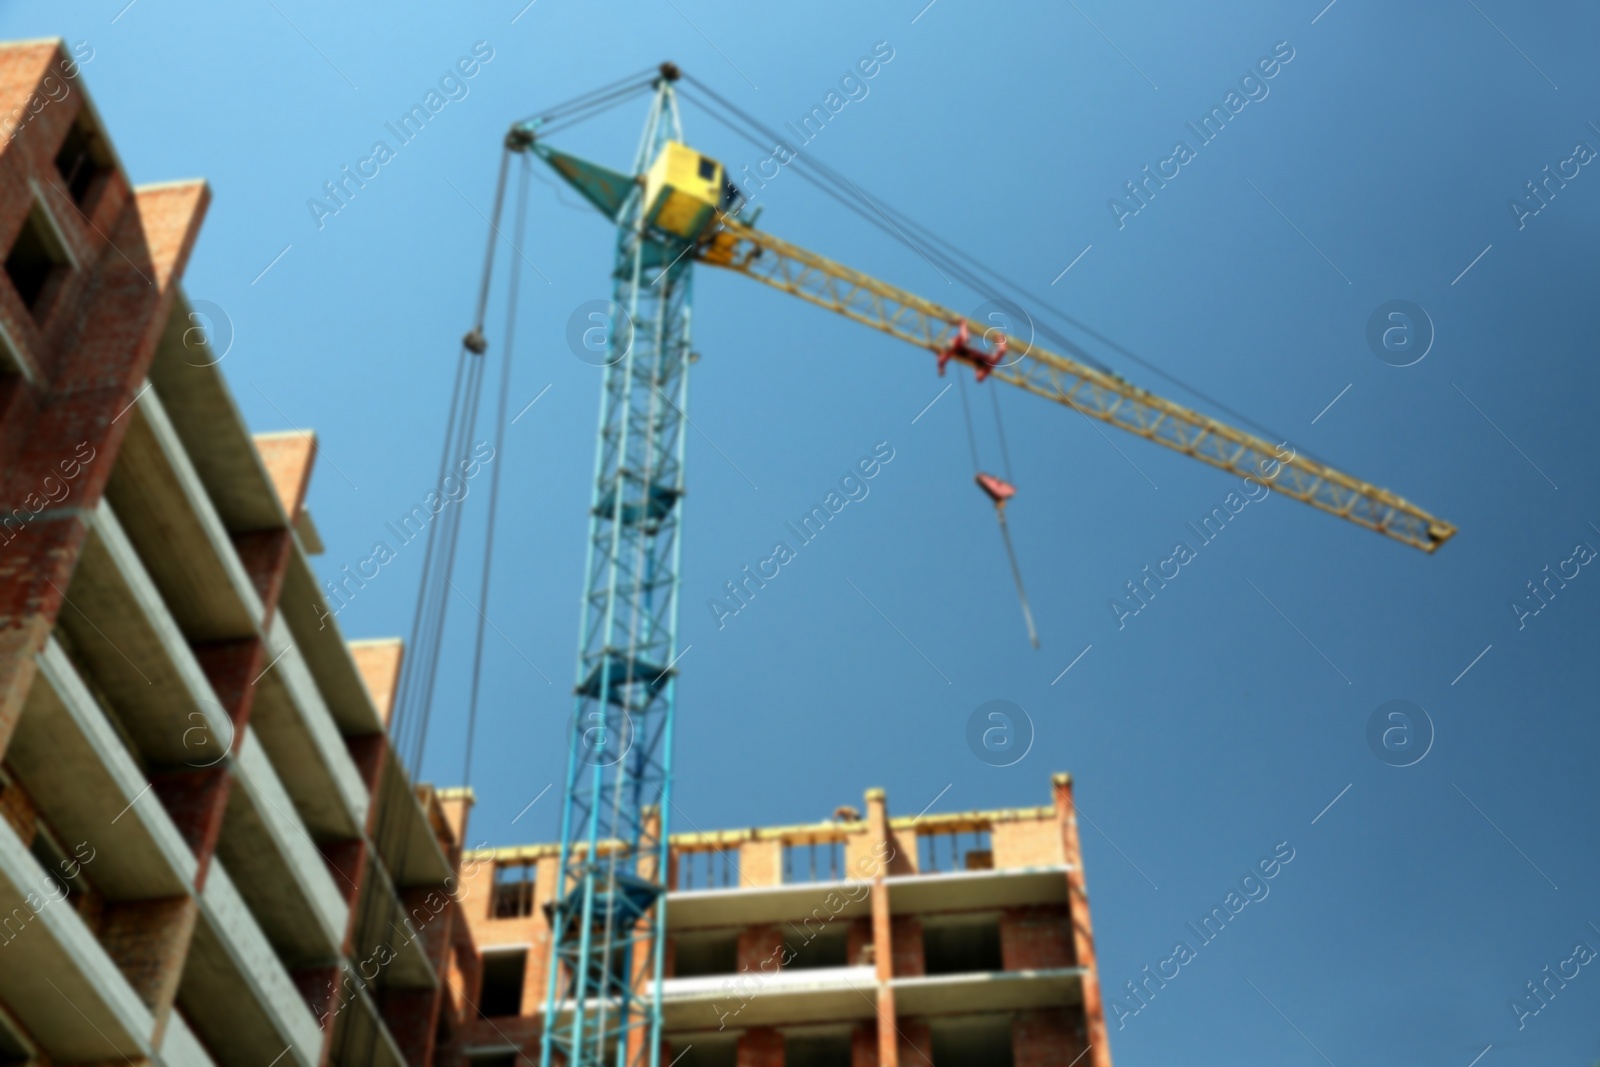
{"left": 865, "top": 787, "right": 897, "bottom": 1067}
{"left": 1053, "top": 772, "right": 1112, "bottom": 1067}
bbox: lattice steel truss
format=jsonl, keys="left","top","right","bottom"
{"left": 700, "top": 219, "right": 1456, "bottom": 552}
{"left": 537, "top": 79, "right": 690, "bottom": 1067}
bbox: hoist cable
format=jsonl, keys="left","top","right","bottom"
{"left": 340, "top": 137, "right": 520, "bottom": 1067}
{"left": 391, "top": 144, "right": 510, "bottom": 779}
{"left": 537, "top": 81, "right": 658, "bottom": 137}
{"left": 954, "top": 371, "right": 981, "bottom": 475}
{"left": 462, "top": 152, "right": 531, "bottom": 786}
{"left": 516, "top": 68, "right": 658, "bottom": 126}
{"left": 996, "top": 509, "right": 1041, "bottom": 649}
{"left": 989, "top": 384, "right": 1015, "bottom": 483}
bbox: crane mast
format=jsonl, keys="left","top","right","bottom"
{"left": 535, "top": 73, "right": 690, "bottom": 1067}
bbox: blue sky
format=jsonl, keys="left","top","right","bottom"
{"left": 10, "top": 0, "right": 1600, "bottom": 1062}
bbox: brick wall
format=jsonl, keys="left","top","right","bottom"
{"left": 897, "top": 1019, "right": 933, "bottom": 1067}
{"left": 1013, "top": 1007, "right": 1089, "bottom": 1067}
{"left": 890, "top": 915, "right": 924, "bottom": 977}
{"left": 737, "top": 1026, "right": 784, "bottom": 1067}
{"left": 1000, "top": 905, "right": 1074, "bottom": 971}
{"left": 993, "top": 817, "right": 1064, "bottom": 869}
{"left": 737, "top": 923, "right": 785, "bottom": 973}
{"left": 852, "top": 1023, "right": 878, "bottom": 1067}
{"left": 740, "top": 838, "right": 782, "bottom": 886}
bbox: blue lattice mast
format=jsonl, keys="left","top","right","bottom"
{"left": 521, "top": 67, "right": 710, "bottom": 1067}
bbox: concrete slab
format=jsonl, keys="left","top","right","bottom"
{"left": 59, "top": 504, "right": 231, "bottom": 766}
{"left": 6, "top": 638, "right": 195, "bottom": 898}
{"left": 148, "top": 311, "right": 286, "bottom": 534}
{"left": 277, "top": 547, "right": 385, "bottom": 736}
{"left": 0, "top": 814, "right": 154, "bottom": 1062}
{"left": 660, "top": 965, "right": 878, "bottom": 1032}
{"left": 184, "top": 859, "right": 321, "bottom": 1067}
{"left": 216, "top": 729, "right": 348, "bottom": 963}
{"left": 102, "top": 390, "right": 260, "bottom": 641}
{"left": 249, "top": 613, "right": 368, "bottom": 841}
{"left": 890, "top": 967, "right": 1084, "bottom": 1017}
{"left": 886, "top": 865, "right": 1070, "bottom": 914}
{"left": 668, "top": 879, "right": 873, "bottom": 932}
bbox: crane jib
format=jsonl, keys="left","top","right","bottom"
{"left": 696, "top": 216, "right": 1456, "bottom": 553}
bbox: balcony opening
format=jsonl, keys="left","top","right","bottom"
{"left": 27, "top": 825, "right": 78, "bottom": 908}
{"left": 491, "top": 861, "right": 534, "bottom": 919}
{"left": 922, "top": 914, "right": 1003, "bottom": 975}
{"left": 677, "top": 847, "right": 739, "bottom": 889}
{"left": 786, "top": 1032, "right": 852, "bottom": 1067}
{"left": 477, "top": 948, "right": 527, "bottom": 1017}
{"left": 785, "top": 922, "right": 848, "bottom": 970}
{"left": 783, "top": 838, "right": 845, "bottom": 883}
{"left": 55, "top": 113, "right": 113, "bottom": 209}
{"left": 5, "top": 202, "right": 70, "bottom": 319}
{"left": 674, "top": 1034, "right": 735, "bottom": 1067}
{"left": 673, "top": 929, "right": 737, "bottom": 977}
{"left": 917, "top": 827, "right": 993, "bottom": 873}
{"left": 931, "top": 1015, "right": 1015, "bottom": 1067}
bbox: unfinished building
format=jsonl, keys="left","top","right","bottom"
{"left": 458, "top": 775, "right": 1111, "bottom": 1067}
{"left": 0, "top": 38, "right": 475, "bottom": 1066}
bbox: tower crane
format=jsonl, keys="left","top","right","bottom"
{"left": 489, "top": 63, "right": 1455, "bottom": 1067}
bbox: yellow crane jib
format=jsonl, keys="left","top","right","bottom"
{"left": 695, "top": 214, "right": 1457, "bottom": 554}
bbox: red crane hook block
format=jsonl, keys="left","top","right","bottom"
{"left": 936, "top": 319, "right": 1008, "bottom": 382}
{"left": 976, "top": 472, "right": 1017, "bottom": 508}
